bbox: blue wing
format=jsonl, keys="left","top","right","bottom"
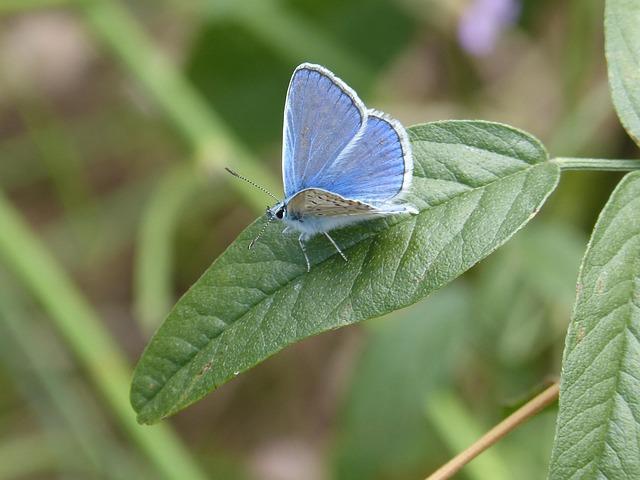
{"left": 282, "top": 63, "right": 413, "bottom": 205}
{"left": 282, "top": 63, "right": 365, "bottom": 198}
{"left": 309, "top": 112, "right": 412, "bottom": 204}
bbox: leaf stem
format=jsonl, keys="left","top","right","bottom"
{"left": 425, "top": 382, "right": 560, "bottom": 480}
{"left": 552, "top": 157, "right": 640, "bottom": 171}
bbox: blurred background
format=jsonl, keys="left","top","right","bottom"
{"left": 0, "top": 0, "right": 636, "bottom": 479}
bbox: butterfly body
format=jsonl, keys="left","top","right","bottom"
{"left": 269, "top": 188, "right": 414, "bottom": 239}
{"left": 236, "top": 63, "right": 417, "bottom": 271}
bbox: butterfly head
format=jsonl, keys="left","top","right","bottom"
{"left": 267, "top": 202, "right": 286, "bottom": 221}
{"left": 247, "top": 201, "right": 287, "bottom": 250}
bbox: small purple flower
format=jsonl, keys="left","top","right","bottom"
{"left": 458, "top": 0, "right": 521, "bottom": 56}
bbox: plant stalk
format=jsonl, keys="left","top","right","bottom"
{"left": 553, "top": 157, "right": 640, "bottom": 171}
{"left": 425, "top": 382, "right": 560, "bottom": 480}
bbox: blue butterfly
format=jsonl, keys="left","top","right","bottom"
{"left": 228, "top": 63, "right": 417, "bottom": 271}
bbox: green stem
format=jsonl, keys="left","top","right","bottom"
{"left": 76, "top": 0, "right": 280, "bottom": 211}
{"left": 0, "top": 192, "right": 208, "bottom": 480}
{"left": 134, "top": 165, "right": 204, "bottom": 333}
{"left": 552, "top": 157, "right": 640, "bottom": 171}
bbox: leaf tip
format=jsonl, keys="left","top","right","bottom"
{"left": 135, "top": 411, "right": 158, "bottom": 425}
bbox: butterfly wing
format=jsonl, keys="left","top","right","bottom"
{"left": 282, "top": 63, "right": 413, "bottom": 205}
{"left": 282, "top": 63, "right": 365, "bottom": 198}
{"left": 311, "top": 111, "right": 413, "bottom": 204}
{"left": 287, "top": 188, "right": 379, "bottom": 217}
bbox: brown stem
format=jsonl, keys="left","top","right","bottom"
{"left": 425, "top": 382, "right": 560, "bottom": 480}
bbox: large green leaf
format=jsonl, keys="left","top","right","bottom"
{"left": 549, "top": 171, "right": 640, "bottom": 479}
{"left": 605, "top": 0, "right": 640, "bottom": 145}
{"left": 130, "top": 121, "right": 560, "bottom": 424}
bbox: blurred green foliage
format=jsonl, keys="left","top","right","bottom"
{"left": 0, "top": 0, "right": 636, "bottom": 479}
{"left": 334, "top": 286, "right": 470, "bottom": 480}
{"left": 188, "top": 0, "right": 413, "bottom": 150}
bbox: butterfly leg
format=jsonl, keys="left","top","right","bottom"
{"left": 282, "top": 226, "right": 291, "bottom": 234}
{"left": 298, "top": 234, "right": 311, "bottom": 272}
{"left": 324, "top": 232, "right": 348, "bottom": 263}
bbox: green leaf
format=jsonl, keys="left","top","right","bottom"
{"left": 130, "top": 121, "right": 560, "bottom": 424}
{"left": 605, "top": 0, "right": 640, "bottom": 145}
{"left": 549, "top": 171, "right": 640, "bottom": 479}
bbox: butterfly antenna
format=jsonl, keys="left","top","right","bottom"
{"left": 225, "top": 168, "right": 279, "bottom": 202}
{"left": 249, "top": 216, "right": 275, "bottom": 250}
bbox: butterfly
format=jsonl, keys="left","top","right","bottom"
{"left": 227, "top": 63, "right": 417, "bottom": 271}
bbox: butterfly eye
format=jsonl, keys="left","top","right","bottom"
{"left": 275, "top": 208, "right": 285, "bottom": 219}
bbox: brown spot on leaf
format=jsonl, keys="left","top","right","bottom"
{"left": 197, "top": 361, "right": 213, "bottom": 377}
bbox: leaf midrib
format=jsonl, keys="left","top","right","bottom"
{"left": 136, "top": 160, "right": 551, "bottom": 416}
